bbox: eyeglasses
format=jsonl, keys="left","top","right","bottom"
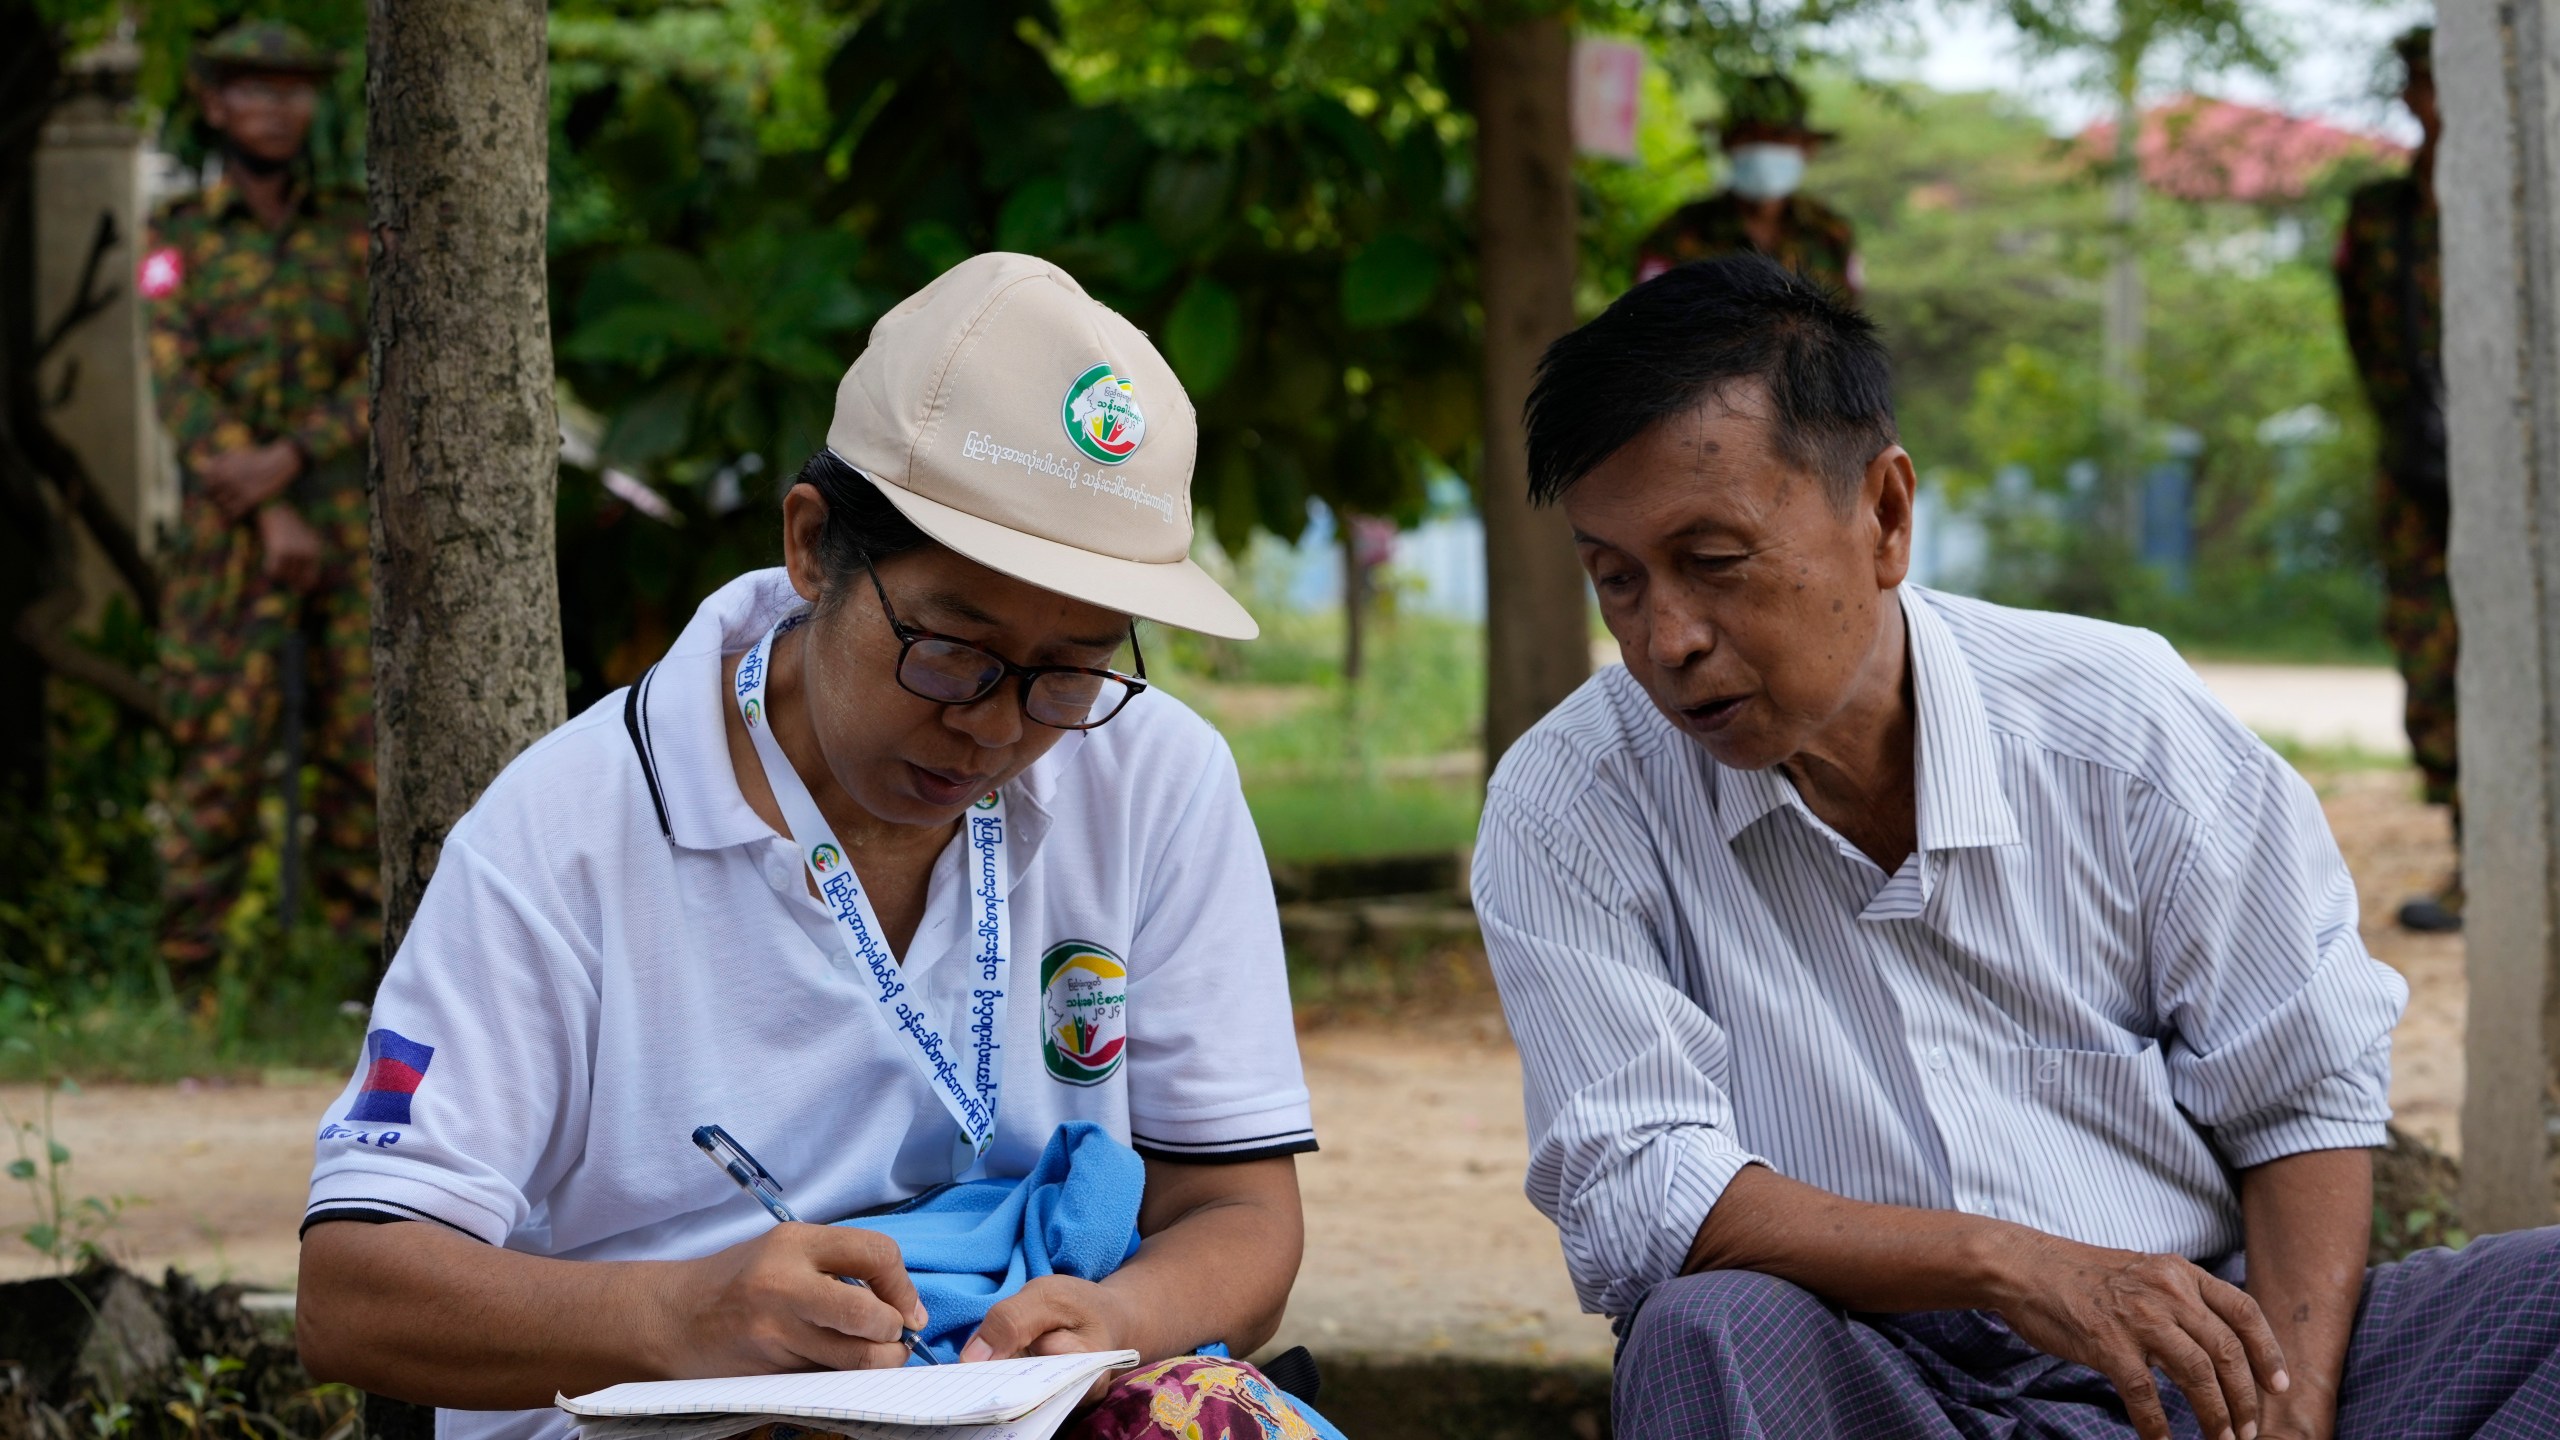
{"left": 861, "top": 560, "right": 1148, "bottom": 731}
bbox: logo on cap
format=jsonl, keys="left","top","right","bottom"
{"left": 1061, "top": 364, "right": 1146, "bottom": 466}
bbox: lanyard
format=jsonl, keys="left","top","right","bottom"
{"left": 734, "top": 611, "right": 1010, "bottom": 1156}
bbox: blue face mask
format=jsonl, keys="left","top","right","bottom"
{"left": 1726, "top": 143, "right": 1808, "bottom": 201}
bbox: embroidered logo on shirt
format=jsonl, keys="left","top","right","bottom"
{"left": 1040, "top": 939, "right": 1128, "bottom": 1086}
{"left": 1060, "top": 364, "right": 1146, "bottom": 466}
{"left": 346, "top": 1028, "right": 436, "bottom": 1125}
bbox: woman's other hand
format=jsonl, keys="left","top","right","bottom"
{"left": 962, "top": 1274, "right": 1137, "bottom": 1361}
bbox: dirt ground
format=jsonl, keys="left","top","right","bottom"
{"left": 0, "top": 764, "right": 2468, "bottom": 1371}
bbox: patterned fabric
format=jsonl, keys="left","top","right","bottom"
{"left": 1074, "top": 1357, "right": 1325, "bottom": 1440}
{"left": 722, "top": 1359, "right": 1318, "bottom": 1440}
{"left": 154, "top": 461, "right": 378, "bottom": 974}
{"left": 2338, "top": 172, "right": 2459, "bottom": 814}
{"left": 1616, "top": 1226, "right": 2560, "bottom": 1439}
{"left": 1635, "top": 191, "right": 1860, "bottom": 298}
{"left": 1475, "top": 586, "right": 2407, "bottom": 1317}
{"left": 144, "top": 175, "right": 369, "bottom": 477}
{"left": 2377, "top": 470, "right": 2458, "bottom": 809}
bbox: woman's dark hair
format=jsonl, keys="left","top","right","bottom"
{"left": 1524, "top": 254, "right": 1896, "bottom": 510}
{"left": 792, "top": 448, "right": 936, "bottom": 604}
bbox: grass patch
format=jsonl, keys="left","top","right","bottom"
{"left": 1, "top": 929, "right": 375, "bottom": 1085}
{"left": 1248, "top": 777, "right": 1481, "bottom": 863}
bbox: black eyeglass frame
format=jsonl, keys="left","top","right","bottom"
{"left": 859, "top": 557, "right": 1149, "bottom": 731}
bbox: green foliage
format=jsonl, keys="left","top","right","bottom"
{"left": 0, "top": 609, "right": 378, "bottom": 1082}
{"left": 1788, "top": 77, "right": 2389, "bottom": 656}
{"left": 3, "top": 1052, "right": 129, "bottom": 1272}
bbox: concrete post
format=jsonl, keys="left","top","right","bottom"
{"left": 2440, "top": 2, "right": 2560, "bottom": 1234}
{"left": 35, "top": 40, "right": 170, "bottom": 624}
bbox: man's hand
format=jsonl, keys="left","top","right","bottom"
{"left": 199, "top": 439, "right": 305, "bottom": 520}
{"left": 256, "top": 503, "right": 324, "bottom": 592}
{"left": 1991, "top": 1233, "right": 2290, "bottom": 1440}
{"left": 649, "top": 1224, "right": 928, "bottom": 1379}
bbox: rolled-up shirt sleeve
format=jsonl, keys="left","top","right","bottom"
{"left": 304, "top": 829, "right": 599, "bottom": 1244}
{"left": 2146, "top": 745, "right": 2408, "bottom": 1169}
{"left": 1474, "top": 786, "right": 1764, "bottom": 1318}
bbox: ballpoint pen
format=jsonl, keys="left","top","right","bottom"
{"left": 692, "top": 1124, "right": 940, "bottom": 1365}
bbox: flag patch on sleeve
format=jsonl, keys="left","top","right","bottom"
{"left": 346, "top": 1028, "right": 435, "bottom": 1124}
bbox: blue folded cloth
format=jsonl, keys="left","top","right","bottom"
{"left": 842, "top": 1121, "right": 1145, "bottom": 1363}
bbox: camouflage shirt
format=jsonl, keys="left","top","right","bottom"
{"left": 142, "top": 173, "right": 369, "bottom": 479}
{"left": 1636, "top": 190, "right": 1862, "bottom": 301}
{"left": 2334, "top": 172, "right": 2442, "bottom": 484}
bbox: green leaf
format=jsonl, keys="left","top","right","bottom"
{"left": 558, "top": 303, "right": 729, "bottom": 370}
{"left": 1165, "top": 277, "right": 1243, "bottom": 396}
{"left": 46, "top": 1141, "right": 70, "bottom": 1165}
{"left": 1141, "top": 152, "right": 1237, "bottom": 253}
{"left": 6, "top": 1158, "right": 32, "bottom": 1181}
{"left": 1340, "top": 233, "right": 1440, "bottom": 329}
{"left": 904, "top": 222, "right": 972, "bottom": 278}
{"left": 25, "top": 1223, "right": 59, "bottom": 1252}
{"left": 599, "top": 376, "right": 700, "bottom": 468}
{"left": 996, "top": 179, "right": 1073, "bottom": 254}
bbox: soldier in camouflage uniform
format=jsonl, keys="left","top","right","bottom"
{"left": 1636, "top": 73, "right": 1862, "bottom": 302}
{"left": 2336, "top": 26, "right": 2459, "bottom": 932}
{"left": 142, "top": 21, "right": 377, "bottom": 979}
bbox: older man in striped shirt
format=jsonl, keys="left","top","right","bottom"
{"left": 1476, "top": 255, "right": 2560, "bottom": 1440}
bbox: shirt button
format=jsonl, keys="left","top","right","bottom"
{"left": 1927, "top": 1046, "right": 1950, "bottom": 1073}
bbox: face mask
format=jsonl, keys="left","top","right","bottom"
{"left": 1726, "top": 143, "right": 1808, "bottom": 200}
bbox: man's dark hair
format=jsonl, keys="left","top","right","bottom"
{"left": 1524, "top": 255, "right": 1897, "bottom": 508}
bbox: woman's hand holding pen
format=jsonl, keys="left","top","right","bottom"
{"left": 649, "top": 1224, "right": 929, "bottom": 1378}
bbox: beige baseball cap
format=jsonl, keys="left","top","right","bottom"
{"left": 827, "top": 252, "right": 1258, "bottom": 640}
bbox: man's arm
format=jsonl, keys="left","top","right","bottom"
{"left": 2239, "top": 1148, "right": 2371, "bottom": 1440}
{"left": 962, "top": 1155, "right": 1303, "bottom": 1365}
{"left": 1689, "top": 1164, "right": 2289, "bottom": 1440}
{"left": 298, "top": 1218, "right": 926, "bottom": 1408}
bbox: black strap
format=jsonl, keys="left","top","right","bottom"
{"left": 1259, "top": 1346, "right": 1322, "bottom": 1404}
{"left": 623, "top": 664, "right": 672, "bottom": 840}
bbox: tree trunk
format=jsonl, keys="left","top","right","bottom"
{"left": 0, "top": 14, "right": 66, "bottom": 810}
{"left": 1472, "top": 13, "right": 1589, "bottom": 770}
{"left": 367, "top": 0, "right": 563, "bottom": 955}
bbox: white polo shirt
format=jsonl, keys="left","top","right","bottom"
{"left": 304, "top": 569, "right": 1315, "bottom": 1440}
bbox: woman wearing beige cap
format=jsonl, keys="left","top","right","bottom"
{"left": 294, "top": 255, "right": 1329, "bottom": 1440}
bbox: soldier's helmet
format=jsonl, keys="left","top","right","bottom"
{"left": 1717, "top": 73, "right": 1838, "bottom": 143}
{"left": 192, "top": 20, "right": 340, "bottom": 81}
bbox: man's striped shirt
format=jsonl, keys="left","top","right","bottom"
{"left": 1474, "top": 585, "right": 2407, "bottom": 1318}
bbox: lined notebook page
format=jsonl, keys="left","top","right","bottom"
{"left": 558, "top": 1351, "right": 1139, "bottom": 1426}
{"left": 568, "top": 1377, "right": 1093, "bottom": 1440}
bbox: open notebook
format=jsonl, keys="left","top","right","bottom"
{"left": 557, "top": 1351, "right": 1141, "bottom": 1440}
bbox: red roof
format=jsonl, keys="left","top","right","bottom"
{"left": 2078, "top": 96, "right": 2408, "bottom": 203}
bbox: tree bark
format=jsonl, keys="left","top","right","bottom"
{"left": 2439, "top": 1, "right": 2560, "bottom": 1233}
{"left": 1472, "top": 13, "right": 1589, "bottom": 770}
{"left": 367, "top": 0, "right": 563, "bottom": 955}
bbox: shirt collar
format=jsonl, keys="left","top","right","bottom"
{"left": 634, "top": 567, "right": 1068, "bottom": 869}
{"left": 203, "top": 170, "right": 315, "bottom": 225}
{"left": 1904, "top": 585, "right": 2022, "bottom": 854}
{"left": 1705, "top": 585, "right": 2020, "bottom": 855}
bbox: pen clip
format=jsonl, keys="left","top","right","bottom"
{"left": 692, "top": 1123, "right": 795, "bottom": 1221}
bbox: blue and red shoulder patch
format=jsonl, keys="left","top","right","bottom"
{"left": 346, "top": 1028, "right": 435, "bottom": 1124}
